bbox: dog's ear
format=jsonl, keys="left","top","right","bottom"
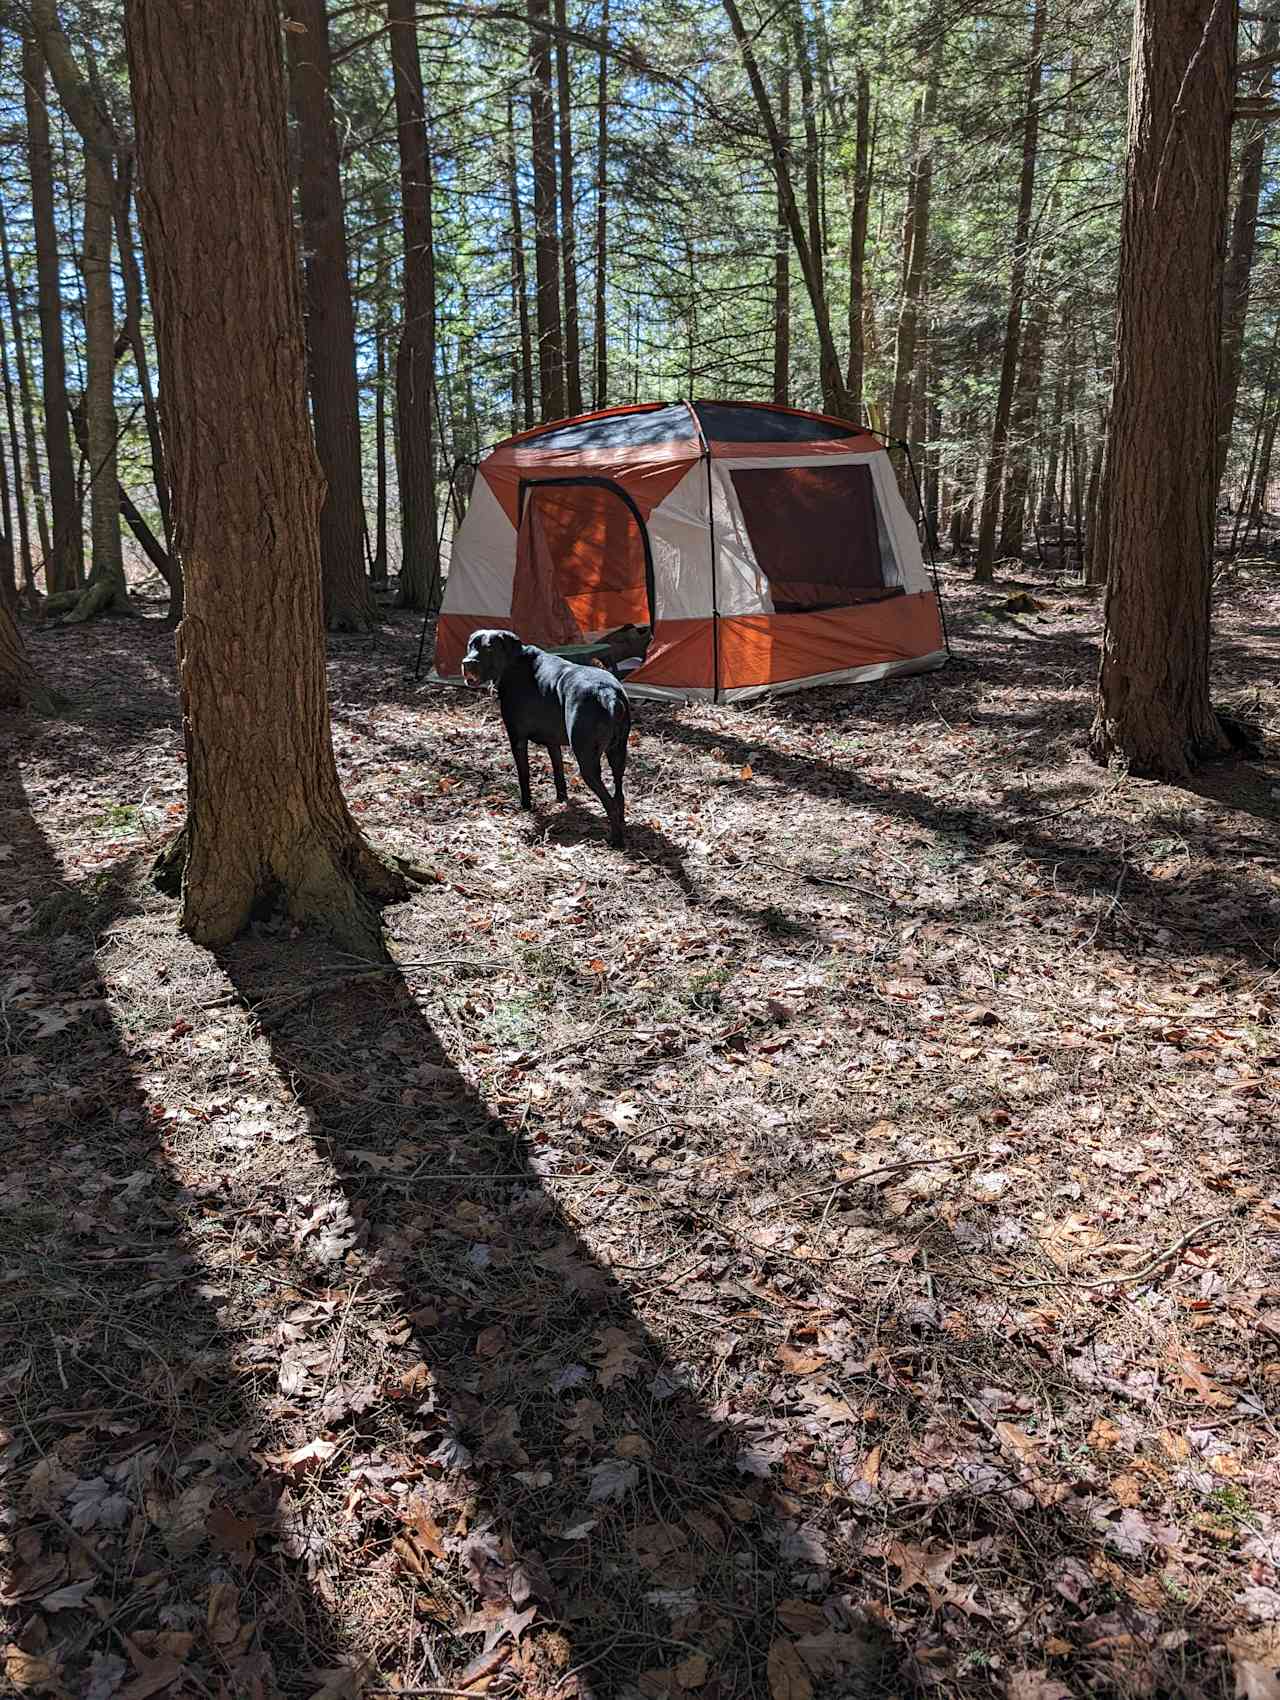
{"left": 498, "top": 631, "right": 523, "bottom": 659}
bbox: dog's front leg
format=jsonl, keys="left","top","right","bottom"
{"left": 548, "top": 743, "right": 569, "bottom": 804}
{"left": 508, "top": 731, "right": 533, "bottom": 809}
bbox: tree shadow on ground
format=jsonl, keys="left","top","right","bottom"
{"left": 641, "top": 713, "right": 1280, "bottom": 973}
{"left": 2, "top": 744, "right": 1261, "bottom": 1699}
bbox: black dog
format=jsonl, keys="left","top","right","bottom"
{"left": 462, "top": 629, "right": 631, "bottom": 847}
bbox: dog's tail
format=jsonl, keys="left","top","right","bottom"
{"left": 608, "top": 688, "right": 632, "bottom": 748}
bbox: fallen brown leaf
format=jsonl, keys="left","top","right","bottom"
{"left": 767, "top": 1636, "right": 812, "bottom": 1700}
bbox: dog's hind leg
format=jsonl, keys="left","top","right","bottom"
{"left": 548, "top": 742, "right": 569, "bottom": 803}
{"left": 572, "top": 735, "right": 625, "bottom": 847}
{"left": 605, "top": 736, "right": 627, "bottom": 842}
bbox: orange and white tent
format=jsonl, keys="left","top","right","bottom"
{"left": 433, "top": 399, "right": 947, "bottom": 702}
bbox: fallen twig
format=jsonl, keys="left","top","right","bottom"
{"left": 1003, "top": 1214, "right": 1235, "bottom": 1292}
{"left": 782, "top": 1148, "right": 986, "bottom": 1206}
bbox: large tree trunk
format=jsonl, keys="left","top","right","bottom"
{"left": 772, "top": 61, "right": 791, "bottom": 407}
{"left": 507, "top": 97, "right": 536, "bottom": 430}
{"left": 1089, "top": 0, "right": 1234, "bottom": 778}
{"left": 0, "top": 600, "right": 61, "bottom": 714}
{"left": 720, "top": 0, "right": 852, "bottom": 418}
{"left": 286, "top": 0, "right": 371, "bottom": 632}
{"left": 888, "top": 46, "right": 940, "bottom": 486}
{"left": 0, "top": 193, "right": 46, "bottom": 582}
{"left": 23, "top": 33, "right": 82, "bottom": 594}
{"left": 125, "top": 0, "right": 406, "bottom": 956}
{"left": 387, "top": 0, "right": 441, "bottom": 611}
{"left": 593, "top": 0, "right": 608, "bottom": 408}
{"left": 974, "top": 0, "right": 1046, "bottom": 582}
{"left": 554, "top": 0, "right": 583, "bottom": 416}
{"left": 1215, "top": 17, "right": 1278, "bottom": 498}
{"left": 845, "top": 67, "right": 871, "bottom": 413}
{"left": 529, "top": 0, "right": 566, "bottom": 419}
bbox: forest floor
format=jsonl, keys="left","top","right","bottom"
{"left": 3, "top": 561, "right": 1280, "bottom": 1700}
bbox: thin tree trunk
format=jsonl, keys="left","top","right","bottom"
{"left": 1039, "top": 364, "right": 1065, "bottom": 527}
{"left": 126, "top": 0, "right": 405, "bottom": 956}
{"left": 974, "top": 0, "right": 1046, "bottom": 582}
{"left": 999, "top": 254, "right": 1050, "bottom": 558}
{"left": 1250, "top": 408, "right": 1277, "bottom": 543}
{"left": 387, "top": 0, "right": 440, "bottom": 611}
{"left": 70, "top": 142, "right": 128, "bottom": 620}
{"left": 1216, "top": 20, "right": 1277, "bottom": 498}
{"left": 888, "top": 44, "right": 940, "bottom": 485}
{"left": 529, "top": 0, "right": 566, "bottom": 419}
{"left": 1083, "top": 419, "right": 1105, "bottom": 579}
{"left": 507, "top": 96, "right": 536, "bottom": 430}
{"left": 845, "top": 65, "right": 871, "bottom": 412}
{"left": 0, "top": 194, "right": 47, "bottom": 579}
{"left": 374, "top": 306, "right": 389, "bottom": 579}
{"left": 1090, "top": 0, "right": 1234, "bottom": 777}
{"left": 0, "top": 246, "right": 31, "bottom": 604}
{"left": 773, "top": 61, "right": 791, "bottom": 407}
{"left": 553, "top": 0, "right": 583, "bottom": 416}
{"left": 23, "top": 33, "right": 81, "bottom": 594}
{"left": 593, "top": 0, "right": 608, "bottom": 408}
{"left": 287, "top": 0, "right": 371, "bottom": 630}
{"left": 113, "top": 159, "right": 171, "bottom": 554}
{"left": 720, "top": 0, "right": 852, "bottom": 417}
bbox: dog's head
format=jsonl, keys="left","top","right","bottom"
{"left": 461, "top": 629, "right": 523, "bottom": 686}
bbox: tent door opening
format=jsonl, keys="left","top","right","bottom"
{"left": 513, "top": 476, "right": 655, "bottom": 675}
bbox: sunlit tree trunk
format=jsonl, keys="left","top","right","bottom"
{"left": 388, "top": 0, "right": 441, "bottom": 610}
{"left": 1090, "top": 0, "right": 1234, "bottom": 777}
{"left": 888, "top": 43, "right": 940, "bottom": 484}
{"left": 773, "top": 62, "right": 791, "bottom": 407}
{"left": 999, "top": 261, "right": 1050, "bottom": 559}
{"left": 593, "top": 0, "right": 608, "bottom": 408}
{"left": 23, "top": 33, "right": 82, "bottom": 594}
{"left": 529, "top": 0, "right": 566, "bottom": 418}
{"left": 846, "top": 67, "right": 871, "bottom": 413}
{"left": 126, "top": 0, "right": 405, "bottom": 956}
{"left": 974, "top": 0, "right": 1046, "bottom": 582}
{"left": 0, "top": 194, "right": 46, "bottom": 582}
{"left": 507, "top": 97, "right": 536, "bottom": 429}
{"left": 554, "top": 0, "right": 583, "bottom": 416}
{"left": 1216, "top": 17, "right": 1277, "bottom": 498}
{"left": 287, "top": 0, "right": 371, "bottom": 630}
{"left": 0, "top": 249, "right": 30, "bottom": 603}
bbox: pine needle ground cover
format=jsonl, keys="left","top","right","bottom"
{"left": 3, "top": 567, "right": 1278, "bottom": 1700}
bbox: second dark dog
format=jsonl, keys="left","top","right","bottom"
{"left": 461, "top": 629, "right": 631, "bottom": 847}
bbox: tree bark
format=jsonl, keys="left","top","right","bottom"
{"left": 0, "top": 598, "right": 61, "bottom": 714}
{"left": 1090, "top": 0, "right": 1235, "bottom": 778}
{"left": 113, "top": 159, "right": 173, "bottom": 565}
{"left": 999, "top": 260, "right": 1050, "bottom": 558}
{"left": 0, "top": 193, "right": 46, "bottom": 582}
{"left": 845, "top": 67, "right": 871, "bottom": 413}
{"left": 720, "top": 0, "right": 852, "bottom": 417}
{"left": 0, "top": 241, "right": 31, "bottom": 604}
{"left": 554, "top": 0, "right": 583, "bottom": 416}
{"left": 287, "top": 0, "right": 371, "bottom": 631}
{"left": 374, "top": 302, "right": 389, "bottom": 579}
{"left": 125, "top": 0, "right": 405, "bottom": 956}
{"left": 1215, "top": 17, "right": 1278, "bottom": 497}
{"left": 888, "top": 44, "right": 940, "bottom": 486}
{"left": 23, "top": 33, "right": 82, "bottom": 594}
{"left": 529, "top": 0, "right": 566, "bottom": 419}
{"left": 593, "top": 0, "right": 608, "bottom": 408}
{"left": 507, "top": 96, "right": 536, "bottom": 429}
{"left": 974, "top": 0, "right": 1046, "bottom": 582}
{"left": 75, "top": 143, "right": 128, "bottom": 619}
{"left": 773, "top": 61, "right": 791, "bottom": 407}
{"left": 387, "top": 0, "right": 441, "bottom": 611}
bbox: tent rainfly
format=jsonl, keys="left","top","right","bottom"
{"left": 433, "top": 399, "right": 947, "bottom": 703}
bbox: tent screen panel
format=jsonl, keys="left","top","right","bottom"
{"left": 513, "top": 482, "right": 650, "bottom": 641}
{"left": 695, "top": 400, "right": 857, "bottom": 443}
{"left": 729, "top": 463, "right": 888, "bottom": 611}
{"left": 523, "top": 404, "right": 693, "bottom": 451}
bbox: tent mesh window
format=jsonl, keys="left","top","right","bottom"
{"left": 729, "top": 463, "right": 900, "bottom": 612}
